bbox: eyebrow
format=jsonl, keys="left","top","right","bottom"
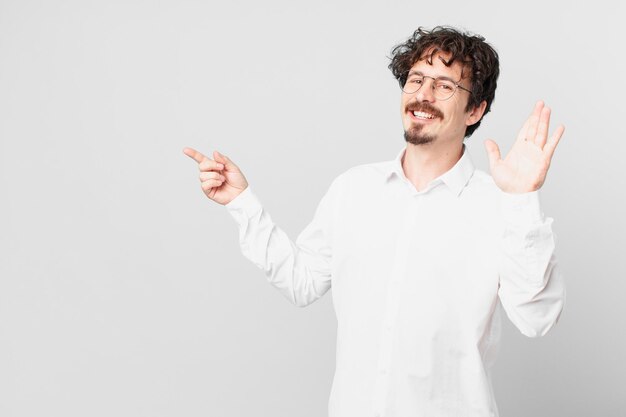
{"left": 407, "top": 70, "right": 458, "bottom": 83}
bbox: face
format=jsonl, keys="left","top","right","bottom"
{"left": 400, "top": 51, "right": 485, "bottom": 146}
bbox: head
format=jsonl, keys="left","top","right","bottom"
{"left": 388, "top": 26, "right": 499, "bottom": 145}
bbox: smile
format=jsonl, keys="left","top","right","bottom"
{"left": 413, "top": 111, "right": 437, "bottom": 120}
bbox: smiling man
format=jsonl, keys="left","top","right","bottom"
{"left": 184, "top": 26, "right": 565, "bottom": 417}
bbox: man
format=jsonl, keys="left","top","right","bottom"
{"left": 184, "top": 26, "right": 564, "bottom": 417}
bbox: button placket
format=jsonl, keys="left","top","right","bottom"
{"left": 371, "top": 196, "right": 420, "bottom": 416}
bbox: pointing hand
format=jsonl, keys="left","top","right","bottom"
{"left": 183, "top": 147, "right": 249, "bottom": 205}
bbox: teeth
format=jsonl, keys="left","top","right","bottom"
{"left": 413, "top": 111, "right": 435, "bottom": 119}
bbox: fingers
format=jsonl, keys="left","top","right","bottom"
{"left": 213, "top": 150, "right": 239, "bottom": 172}
{"left": 199, "top": 170, "right": 226, "bottom": 192}
{"left": 524, "top": 100, "right": 544, "bottom": 144}
{"left": 198, "top": 158, "right": 224, "bottom": 172}
{"left": 515, "top": 117, "right": 531, "bottom": 144}
{"left": 183, "top": 147, "right": 225, "bottom": 171}
{"left": 201, "top": 178, "right": 225, "bottom": 192}
{"left": 183, "top": 147, "right": 208, "bottom": 163}
{"left": 484, "top": 139, "right": 501, "bottom": 171}
{"left": 518, "top": 101, "right": 560, "bottom": 151}
{"left": 544, "top": 124, "right": 565, "bottom": 160}
{"left": 535, "top": 106, "right": 551, "bottom": 148}
{"left": 525, "top": 100, "right": 563, "bottom": 158}
{"left": 199, "top": 171, "right": 226, "bottom": 182}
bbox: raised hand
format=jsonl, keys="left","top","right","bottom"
{"left": 183, "top": 147, "right": 249, "bottom": 205}
{"left": 484, "top": 101, "right": 565, "bottom": 194}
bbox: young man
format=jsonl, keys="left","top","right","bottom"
{"left": 184, "top": 26, "right": 564, "bottom": 417}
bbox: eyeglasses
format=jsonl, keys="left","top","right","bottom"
{"left": 402, "top": 74, "right": 471, "bottom": 100}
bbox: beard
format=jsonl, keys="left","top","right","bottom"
{"left": 404, "top": 125, "right": 436, "bottom": 145}
{"left": 403, "top": 102, "right": 443, "bottom": 145}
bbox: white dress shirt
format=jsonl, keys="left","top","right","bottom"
{"left": 225, "top": 147, "right": 565, "bottom": 417}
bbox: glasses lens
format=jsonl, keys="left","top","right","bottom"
{"left": 402, "top": 76, "right": 458, "bottom": 100}
{"left": 402, "top": 75, "right": 423, "bottom": 94}
{"left": 433, "top": 80, "right": 456, "bottom": 100}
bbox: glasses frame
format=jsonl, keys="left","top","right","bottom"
{"left": 402, "top": 74, "right": 472, "bottom": 101}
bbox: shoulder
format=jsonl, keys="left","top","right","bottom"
{"left": 468, "top": 168, "right": 498, "bottom": 190}
{"left": 462, "top": 168, "right": 502, "bottom": 206}
{"left": 333, "top": 160, "right": 392, "bottom": 186}
{"left": 321, "top": 159, "right": 393, "bottom": 203}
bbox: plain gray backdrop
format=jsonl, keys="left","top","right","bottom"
{"left": 1, "top": 0, "right": 624, "bottom": 416}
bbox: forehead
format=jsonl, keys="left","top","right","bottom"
{"left": 409, "top": 50, "right": 467, "bottom": 79}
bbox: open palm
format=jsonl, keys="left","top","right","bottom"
{"left": 484, "top": 101, "right": 565, "bottom": 193}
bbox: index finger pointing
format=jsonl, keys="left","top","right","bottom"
{"left": 183, "top": 147, "right": 208, "bottom": 164}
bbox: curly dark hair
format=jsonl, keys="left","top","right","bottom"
{"left": 388, "top": 26, "right": 500, "bottom": 137}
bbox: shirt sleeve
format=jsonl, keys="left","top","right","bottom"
{"left": 497, "top": 191, "right": 565, "bottom": 337}
{"left": 224, "top": 184, "right": 335, "bottom": 307}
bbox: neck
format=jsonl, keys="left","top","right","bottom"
{"left": 402, "top": 141, "right": 464, "bottom": 191}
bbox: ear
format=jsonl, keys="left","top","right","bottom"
{"left": 466, "top": 100, "right": 487, "bottom": 126}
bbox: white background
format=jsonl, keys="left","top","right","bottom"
{"left": 1, "top": 0, "right": 624, "bottom": 416}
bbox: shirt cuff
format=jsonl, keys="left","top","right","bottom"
{"left": 500, "top": 190, "right": 543, "bottom": 226}
{"left": 225, "top": 187, "right": 263, "bottom": 218}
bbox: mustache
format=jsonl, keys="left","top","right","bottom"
{"left": 405, "top": 102, "right": 444, "bottom": 119}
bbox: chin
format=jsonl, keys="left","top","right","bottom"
{"left": 404, "top": 128, "right": 436, "bottom": 145}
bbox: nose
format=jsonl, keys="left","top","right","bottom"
{"left": 414, "top": 77, "right": 436, "bottom": 103}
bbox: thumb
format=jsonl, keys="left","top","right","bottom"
{"left": 483, "top": 139, "right": 501, "bottom": 171}
{"left": 213, "top": 150, "right": 238, "bottom": 171}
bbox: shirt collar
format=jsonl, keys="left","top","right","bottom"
{"left": 384, "top": 145, "right": 475, "bottom": 197}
